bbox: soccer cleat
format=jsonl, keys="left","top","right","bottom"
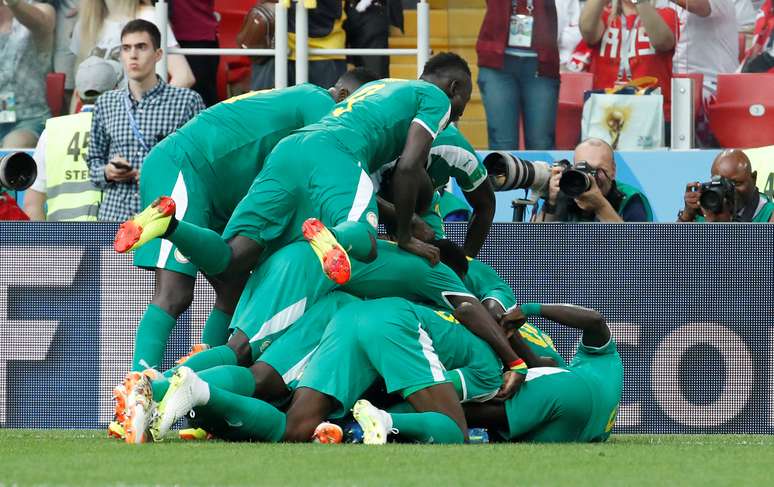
{"left": 114, "top": 196, "right": 176, "bottom": 253}
{"left": 107, "top": 421, "right": 125, "bottom": 439}
{"left": 302, "top": 218, "right": 351, "bottom": 285}
{"left": 179, "top": 427, "right": 213, "bottom": 441}
{"left": 153, "top": 366, "right": 208, "bottom": 439}
{"left": 124, "top": 374, "right": 155, "bottom": 444}
{"left": 352, "top": 399, "right": 395, "bottom": 445}
{"left": 312, "top": 422, "right": 344, "bottom": 444}
{"left": 175, "top": 343, "right": 210, "bottom": 365}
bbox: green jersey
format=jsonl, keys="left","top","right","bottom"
{"left": 571, "top": 339, "right": 624, "bottom": 442}
{"left": 300, "top": 79, "right": 451, "bottom": 173}
{"left": 428, "top": 125, "right": 488, "bottom": 192}
{"left": 464, "top": 258, "right": 517, "bottom": 312}
{"left": 162, "top": 84, "right": 334, "bottom": 212}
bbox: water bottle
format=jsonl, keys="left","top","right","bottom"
{"left": 468, "top": 427, "right": 489, "bottom": 444}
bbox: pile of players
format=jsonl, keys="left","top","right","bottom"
{"left": 108, "top": 52, "right": 624, "bottom": 445}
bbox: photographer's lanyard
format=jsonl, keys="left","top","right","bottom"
{"left": 617, "top": 15, "right": 639, "bottom": 82}
{"left": 509, "top": 0, "right": 535, "bottom": 49}
{"left": 123, "top": 94, "right": 150, "bottom": 153}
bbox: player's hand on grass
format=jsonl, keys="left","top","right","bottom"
{"left": 411, "top": 215, "right": 436, "bottom": 242}
{"left": 493, "top": 370, "right": 524, "bottom": 402}
{"left": 399, "top": 237, "right": 440, "bottom": 265}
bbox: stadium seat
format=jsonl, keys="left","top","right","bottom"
{"left": 707, "top": 73, "right": 774, "bottom": 148}
{"left": 216, "top": 9, "right": 253, "bottom": 101}
{"left": 555, "top": 72, "right": 593, "bottom": 150}
{"left": 46, "top": 72, "right": 66, "bottom": 117}
{"left": 216, "top": 0, "right": 254, "bottom": 14}
{"left": 673, "top": 72, "right": 704, "bottom": 117}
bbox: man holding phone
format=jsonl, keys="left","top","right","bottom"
{"left": 87, "top": 20, "right": 204, "bottom": 221}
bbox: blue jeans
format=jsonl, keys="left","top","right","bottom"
{"left": 478, "top": 56, "right": 559, "bottom": 150}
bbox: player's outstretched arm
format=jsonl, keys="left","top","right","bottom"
{"left": 521, "top": 303, "right": 611, "bottom": 348}
{"left": 461, "top": 179, "right": 496, "bottom": 258}
{"left": 393, "top": 123, "right": 440, "bottom": 264}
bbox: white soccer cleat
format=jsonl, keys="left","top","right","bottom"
{"left": 153, "top": 366, "right": 209, "bottom": 439}
{"left": 352, "top": 399, "right": 395, "bottom": 445}
{"left": 124, "top": 374, "right": 155, "bottom": 444}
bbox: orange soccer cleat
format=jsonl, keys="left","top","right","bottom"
{"left": 114, "top": 196, "right": 176, "bottom": 253}
{"left": 175, "top": 343, "right": 210, "bottom": 365}
{"left": 302, "top": 218, "right": 351, "bottom": 285}
{"left": 312, "top": 422, "right": 344, "bottom": 444}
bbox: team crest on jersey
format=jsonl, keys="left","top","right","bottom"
{"left": 366, "top": 211, "right": 378, "bottom": 229}
{"left": 174, "top": 249, "right": 190, "bottom": 264}
{"left": 260, "top": 339, "right": 272, "bottom": 353}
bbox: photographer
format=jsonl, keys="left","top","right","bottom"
{"left": 678, "top": 150, "right": 774, "bottom": 223}
{"left": 536, "top": 138, "right": 653, "bottom": 222}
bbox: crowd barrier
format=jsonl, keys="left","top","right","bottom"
{"left": 1, "top": 222, "right": 772, "bottom": 433}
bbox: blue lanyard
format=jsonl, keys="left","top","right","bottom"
{"left": 123, "top": 93, "right": 150, "bottom": 152}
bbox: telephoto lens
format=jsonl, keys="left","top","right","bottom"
{"left": 0, "top": 151, "right": 37, "bottom": 191}
{"left": 482, "top": 151, "right": 552, "bottom": 195}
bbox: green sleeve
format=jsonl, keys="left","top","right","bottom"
{"left": 465, "top": 259, "right": 517, "bottom": 311}
{"left": 431, "top": 127, "right": 488, "bottom": 192}
{"left": 301, "top": 87, "right": 335, "bottom": 125}
{"left": 413, "top": 83, "right": 451, "bottom": 139}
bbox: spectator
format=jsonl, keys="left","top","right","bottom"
{"left": 476, "top": 0, "right": 561, "bottom": 150}
{"left": 668, "top": 0, "right": 738, "bottom": 98}
{"left": 557, "top": 0, "right": 582, "bottom": 69}
{"left": 736, "top": 0, "right": 758, "bottom": 31}
{"left": 169, "top": 0, "right": 218, "bottom": 106}
{"left": 741, "top": 0, "right": 774, "bottom": 72}
{"left": 0, "top": 0, "right": 55, "bottom": 149}
{"left": 678, "top": 149, "right": 774, "bottom": 223}
{"left": 71, "top": 0, "right": 194, "bottom": 95}
{"left": 53, "top": 0, "right": 79, "bottom": 106}
{"left": 580, "top": 0, "right": 677, "bottom": 126}
{"left": 343, "top": 0, "right": 403, "bottom": 78}
{"left": 536, "top": 137, "right": 653, "bottom": 222}
{"left": 86, "top": 19, "right": 203, "bottom": 221}
{"left": 252, "top": 0, "right": 347, "bottom": 89}
{"left": 24, "top": 56, "right": 122, "bottom": 221}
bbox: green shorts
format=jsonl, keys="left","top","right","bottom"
{"left": 134, "top": 142, "right": 224, "bottom": 278}
{"left": 229, "top": 241, "right": 340, "bottom": 359}
{"left": 257, "top": 291, "right": 360, "bottom": 390}
{"left": 298, "top": 300, "right": 451, "bottom": 418}
{"left": 502, "top": 367, "right": 593, "bottom": 443}
{"left": 345, "top": 240, "right": 474, "bottom": 310}
{"left": 420, "top": 192, "right": 446, "bottom": 240}
{"left": 221, "top": 131, "right": 378, "bottom": 255}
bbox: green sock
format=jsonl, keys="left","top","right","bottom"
{"left": 386, "top": 402, "right": 416, "bottom": 414}
{"left": 162, "top": 345, "right": 238, "bottom": 379}
{"left": 198, "top": 365, "right": 255, "bottom": 397}
{"left": 201, "top": 308, "right": 232, "bottom": 347}
{"left": 331, "top": 221, "right": 374, "bottom": 261}
{"left": 390, "top": 412, "right": 464, "bottom": 444}
{"left": 168, "top": 220, "right": 231, "bottom": 275}
{"left": 151, "top": 377, "right": 170, "bottom": 402}
{"left": 201, "top": 385, "right": 286, "bottom": 442}
{"left": 132, "top": 304, "right": 176, "bottom": 372}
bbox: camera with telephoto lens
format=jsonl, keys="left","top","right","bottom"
{"left": 0, "top": 152, "right": 37, "bottom": 191}
{"left": 698, "top": 176, "right": 736, "bottom": 214}
{"left": 559, "top": 161, "right": 597, "bottom": 198}
{"left": 482, "top": 151, "right": 554, "bottom": 195}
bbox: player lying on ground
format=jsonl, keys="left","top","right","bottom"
{"left": 464, "top": 303, "right": 624, "bottom": 442}
{"left": 114, "top": 52, "right": 474, "bottom": 299}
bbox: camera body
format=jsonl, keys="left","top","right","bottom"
{"left": 697, "top": 176, "right": 736, "bottom": 214}
{"left": 559, "top": 160, "right": 597, "bottom": 198}
{"left": 0, "top": 152, "right": 37, "bottom": 191}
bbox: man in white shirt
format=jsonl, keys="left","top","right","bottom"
{"left": 557, "top": 0, "right": 583, "bottom": 68}
{"left": 668, "top": 0, "right": 740, "bottom": 98}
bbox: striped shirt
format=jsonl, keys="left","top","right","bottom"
{"left": 87, "top": 77, "right": 204, "bottom": 221}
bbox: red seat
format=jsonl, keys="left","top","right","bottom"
{"left": 46, "top": 72, "right": 66, "bottom": 117}
{"left": 216, "top": 0, "right": 254, "bottom": 14}
{"left": 216, "top": 9, "right": 253, "bottom": 101}
{"left": 554, "top": 72, "right": 593, "bottom": 150}
{"left": 673, "top": 72, "right": 704, "bottom": 117}
{"left": 707, "top": 73, "right": 774, "bottom": 148}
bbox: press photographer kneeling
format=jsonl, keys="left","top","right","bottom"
{"left": 484, "top": 138, "right": 652, "bottom": 222}
{"left": 678, "top": 150, "right": 774, "bottom": 223}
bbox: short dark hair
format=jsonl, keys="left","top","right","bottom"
{"left": 339, "top": 67, "right": 380, "bottom": 87}
{"left": 431, "top": 239, "right": 469, "bottom": 279}
{"left": 421, "top": 52, "right": 471, "bottom": 79}
{"left": 121, "top": 19, "right": 161, "bottom": 50}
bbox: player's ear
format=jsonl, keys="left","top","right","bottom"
{"left": 336, "top": 88, "right": 350, "bottom": 103}
{"left": 447, "top": 79, "right": 460, "bottom": 99}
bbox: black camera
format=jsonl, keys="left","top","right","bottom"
{"left": 559, "top": 161, "right": 597, "bottom": 198}
{"left": 0, "top": 152, "right": 37, "bottom": 191}
{"left": 482, "top": 152, "right": 553, "bottom": 195}
{"left": 697, "top": 176, "right": 736, "bottom": 214}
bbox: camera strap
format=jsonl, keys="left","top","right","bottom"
{"left": 123, "top": 94, "right": 150, "bottom": 153}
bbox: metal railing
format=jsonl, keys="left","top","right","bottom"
{"left": 154, "top": 0, "right": 431, "bottom": 89}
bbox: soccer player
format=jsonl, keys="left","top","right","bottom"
{"left": 374, "top": 124, "right": 496, "bottom": 257}
{"left": 150, "top": 297, "right": 505, "bottom": 444}
{"left": 464, "top": 303, "right": 624, "bottom": 443}
{"left": 114, "top": 52, "right": 473, "bottom": 298}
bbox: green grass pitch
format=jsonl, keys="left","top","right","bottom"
{"left": 1, "top": 430, "right": 773, "bottom": 486}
